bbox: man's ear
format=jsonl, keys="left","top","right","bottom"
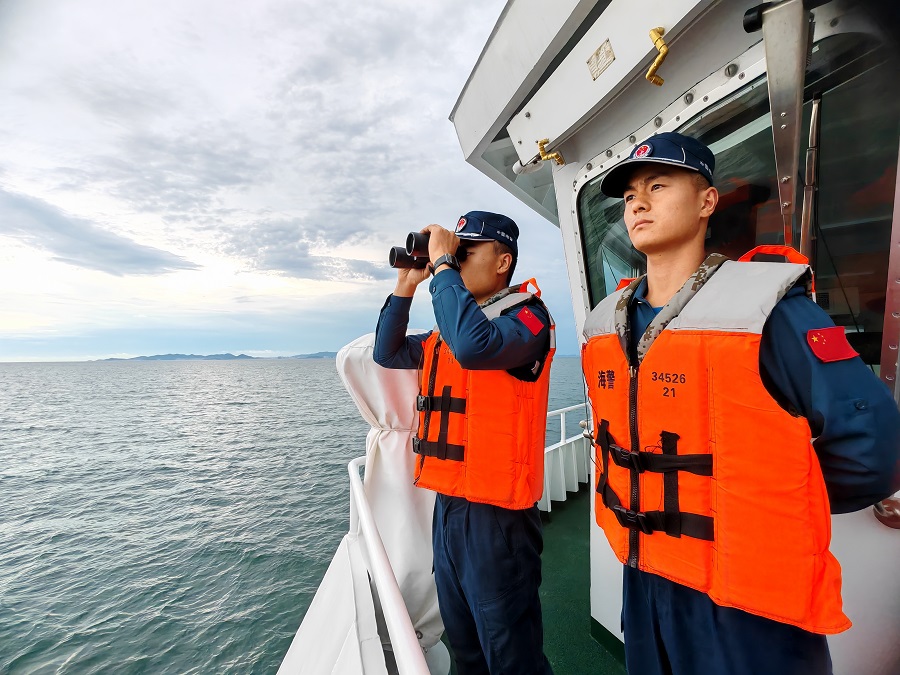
{"left": 700, "top": 186, "right": 718, "bottom": 218}
{"left": 497, "top": 252, "right": 512, "bottom": 276}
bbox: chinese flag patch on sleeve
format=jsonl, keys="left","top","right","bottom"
{"left": 806, "top": 326, "right": 859, "bottom": 363}
{"left": 517, "top": 307, "right": 545, "bottom": 336}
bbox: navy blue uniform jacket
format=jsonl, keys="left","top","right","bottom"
{"left": 373, "top": 269, "right": 550, "bottom": 374}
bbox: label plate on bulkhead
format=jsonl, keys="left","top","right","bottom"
{"left": 587, "top": 39, "right": 615, "bottom": 81}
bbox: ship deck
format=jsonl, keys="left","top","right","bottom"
{"left": 445, "top": 485, "right": 625, "bottom": 674}
{"left": 540, "top": 486, "right": 625, "bottom": 675}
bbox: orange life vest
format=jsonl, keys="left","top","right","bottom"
{"left": 582, "top": 255, "right": 850, "bottom": 634}
{"left": 414, "top": 282, "right": 555, "bottom": 510}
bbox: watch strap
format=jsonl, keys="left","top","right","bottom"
{"left": 432, "top": 253, "right": 460, "bottom": 274}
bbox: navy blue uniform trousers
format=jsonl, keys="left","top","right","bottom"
{"left": 432, "top": 494, "right": 553, "bottom": 675}
{"left": 623, "top": 568, "right": 833, "bottom": 675}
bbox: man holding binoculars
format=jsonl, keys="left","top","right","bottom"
{"left": 374, "top": 211, "right": 555, "bottom": 674}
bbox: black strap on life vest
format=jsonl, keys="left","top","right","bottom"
{"left": 595, "top": 419, "right": 613, "bottom": 501}
{"left": 661, "top": 431, "right": 682, "bottom": 538}
{"left": 603, "top": 431, "right": 712, "bottom": 476}
{"left": 414, "top": 384, "right": 466, "bottom": 462}
{"left": 595, "top": 420, "right": 714, "bottom": 541}
{"left": 412, "top": 437, "right": 465, "bottom": 461}
{"left": 416, "top": 338, "right": 443, "bottom": 467}
{"left": 599, "top": 484, "right": 714, "bottom": 541}
{"left": 416, "top": 394, "right": 466, "bottom": 413}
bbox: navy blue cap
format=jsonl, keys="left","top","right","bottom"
{"left": 599, "top": 132, "right": 715, "bottom": 198}
{"left": 454, "top": 211, "right": 518, "bottom": 256}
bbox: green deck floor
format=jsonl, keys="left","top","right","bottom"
{"left": 539, "top": 485, "right": 625, "bottom": 675}
{"left": 444, "top": 485, "right": 625, "bottom": 674}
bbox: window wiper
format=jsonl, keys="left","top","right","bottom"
{"left": 744, "top": 0, "right": 817, "bottom": 248}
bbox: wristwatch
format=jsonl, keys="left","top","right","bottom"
{"left": 432, "top": 253, "right": 461, "bottom": 274}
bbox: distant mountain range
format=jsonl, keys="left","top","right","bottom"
{"left": 101, "top": 352, "right": 337, "bottom": 361}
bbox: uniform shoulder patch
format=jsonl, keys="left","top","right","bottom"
{"left": 517, "top": 306, "right": 545, "bottom": 336}
{"left": 806, "top": 327, "right": 858, "bottom": 363}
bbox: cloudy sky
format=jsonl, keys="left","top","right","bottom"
{"left": 0, "top": 0, "right": 576, "bottom": 361}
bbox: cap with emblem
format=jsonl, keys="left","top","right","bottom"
{"left": 599, "top": 132, "right": 716, "bottom": 199}
{"left": 454, "top": 211, "right": 518, "bottom": 257}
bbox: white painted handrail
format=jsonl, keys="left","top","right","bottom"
{"left": 539, "top": 401, "right": 591, "bottom": 512}
{"left": 552, "top": 402, "right": 587, "bottom": 445}
{"left": 347, "top": 456, "right": 430, "bottom": 675}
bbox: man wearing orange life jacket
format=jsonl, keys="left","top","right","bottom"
{"left": 582, "top": 132, "right": 900, "bottom": 675}
{"left": 374, "top": 212, "right": 555, "bottom": 674}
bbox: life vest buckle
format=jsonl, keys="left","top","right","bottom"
{"left": 611, "top": 444, "right": 644, "bottom": 472}
{"left": 416, "top": 395, "right": 431, "bottom": 411}
{"left": 612, "top": 505, "right": 654, "bottom": 535}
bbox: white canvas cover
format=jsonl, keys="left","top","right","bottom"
{"left": 278, "top": 332, "right": 444, "bottom": 675}
{"left": 336, "top": 332, "right": 444, "bottom": 650}
{"left": 277, "top": 535, "right": 387, "bottom": 675}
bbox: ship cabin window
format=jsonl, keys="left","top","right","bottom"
{"left": 577, "top": 33, "right": 899, "bottom": 367}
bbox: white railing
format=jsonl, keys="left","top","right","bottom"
{"left": 537, "top": 402, "right": 592, "bottom": 512}
{"left": 348, "top": 456, "right": 430, "bottom": 675}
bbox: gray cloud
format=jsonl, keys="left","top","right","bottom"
{"left": 223, "top": 217, "right": 393, "bottom": 281}
{"left": 52, "top": 127, "right": 268, "bottom": 217}
{"left": 61, "top": 60, "right": 180, "bottom": 127}
{"left": 0, "top": 189, "right": 199, "bottom": 275}
{"left": 1, "top": 0, "right": 503, "bottom": 285}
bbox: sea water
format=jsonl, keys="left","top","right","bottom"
{"left": 0, "top": 357, "right": 587, "bottom": 674}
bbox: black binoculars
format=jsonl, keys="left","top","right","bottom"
{"left": 388, "top": 232, "right": 468, "bottom": 269}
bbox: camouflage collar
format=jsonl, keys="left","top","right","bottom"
{"left": 480, "top": 285, "right": 516, "bottom": 309}
{"left": 614, "top": 253, "right": 728, "bottom": 364}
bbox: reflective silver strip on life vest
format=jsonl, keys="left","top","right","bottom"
{"left": 582, "top": 260, "right": 809, "bottom": 341}
{"left": 668, "top": 261, "right": 809, "bottom": 335}
{"left": 430, "top": 288, "right": 533, "bottom": 335}
{"left": 582, "top": 287, "right": 624, "bottom": 340}
{"left": 482, "top": 291, "right": 534, "bottom": 319}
